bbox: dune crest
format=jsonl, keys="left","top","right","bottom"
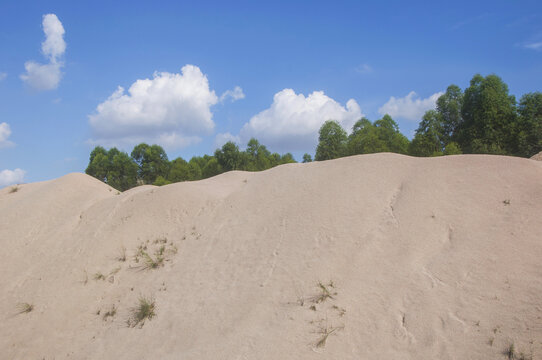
{"left": 1, "top": 154, "right": 541, "bottom": 359}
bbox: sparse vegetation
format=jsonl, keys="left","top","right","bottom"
{"left": 116, "top": 246, "right": 127, "bottom": 262}
{"left": 9, "top": 186, "right": 19, "bottom": 193}
{"left": 309, "top": 281, "right": 337, "bottom": 304}
{"left": 140, "top": 251, "right": 164, "bottom": 270}
{"left": 315, "top": 322, "right": 343, "bottom": 348}
{"left": 16, "top": 302, "right": 34, "bottom": 314}
{"left": 102, "top": 305, "right": 117, "bottom": 321}
{"left": 503, "top": 199, "right": 511, "bottom": 205}
{"left": 93, "top": 272, "right": 106, "bottom": 281}
{"left": 504, "top": 343, "right": 515, "bottom": 359}
{"left": 128, "top": 296, "right": 156, "bottom": 328}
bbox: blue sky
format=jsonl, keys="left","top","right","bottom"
{"left": 1, "top": 0, "right": 541, "bottom": 186}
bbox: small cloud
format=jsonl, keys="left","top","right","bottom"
{"left": 378, "top": 91, "right": 443, "bottom": 121}
{"left": 524, "top": 41, "right": 542, "bottom": 50}
{"left": 0, "top": 122, "right": 14, "bottom": 148}
{"left": 220, "top": 86, "right": 245, "bottom": 103}
{"left": 0, "top": 168, "right": 26, "bottom": 188}
{"left": 53, "top": 97, "right": 62, "bottom": 104}
{"left": 355, "top": 64, "right": 373, "bottom": 74}
{"left": 0, "top": 72, "right": 7, "bottom": 81}
{"left": 20, "top": 14, "right": 66, "bottom": 91}
{"left": 214, "top": 132, "right": 240, "bottom": 149}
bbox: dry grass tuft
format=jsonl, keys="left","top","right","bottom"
{"left": 16, "top": 302, "right": 34, "bottom": 314}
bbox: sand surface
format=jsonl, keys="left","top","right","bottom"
{"left": 1, "top": 153, "right": 542, "bottom": 359}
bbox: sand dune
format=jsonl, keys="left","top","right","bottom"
{"left": 1, "top": 153, "right": 542, "bottom": 359}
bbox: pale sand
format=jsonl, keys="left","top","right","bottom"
{"left": 1, "top": 153, "right": 541, "bottom": 359}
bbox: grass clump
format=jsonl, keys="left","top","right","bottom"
{"left": 309, "top": 281, "right": 337, "bottom": 304}
{"left": 16, "top": 302, "right": 34, "bottom": 314}
{"left": 504, "top": 343, "right": 515, "bottom": 359}
{"left": 93, "top": 272, "right": 106, "bottom": 281}
{"left": 128, "top": 296, "right": 156, "bottom": 328}
{"left": 140, "top": 251, "right": 164, "bottom": 270}
{"left": 9, "top": 186, "right": 19, "bottom": 193}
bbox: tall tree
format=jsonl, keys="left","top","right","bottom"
{"left": 409, "top": 110, "right": 446, "bottom": 157}
{"left": 436, "top": 84, "right": 463, "bottom": 143}
{"left": 215, "top": 141, "right": 241, "bottom": 171}
{"left": 130, "top": 143, "right": 170, "bottom": 184}
{"left": 85, "top": 146, "right": 138, "bottom": 191}
{"left": 315, "top": 120, "right": 348, "bottom": 161}
{"left": 515, "top": 92, "right": 542, "bottom": 157}
{"left": 459, "top": 74, "right": 517, "bottom": 154}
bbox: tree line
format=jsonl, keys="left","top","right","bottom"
{"left": 314, "top": 73, "right": 541, "bottom": 160}
{"left": 85, "top": 139, "right": 296, "bottom": 191}
{"left": 86, "top": 73, "right": 542, "bottom": 191}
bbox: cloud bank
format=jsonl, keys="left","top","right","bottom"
{"left": 0, "top": 122, "right": 14, "bottom": 148}
{"left": 378, "top": 91, "right": 443, "bottom": 121}
{"left": 0, "top": 169, "right": 25, "bottom": 188}
{"left": 239, "top": 89, "right": 362, "bottom": 152}
{"left": 88, "top": 65, "right": 218, "bottom": 149}
{"left": 20, "top": 14, "right": 66, "bottom": 91}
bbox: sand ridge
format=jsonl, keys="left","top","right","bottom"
{"left": 1, "top": 153, "right": 542, "bottom": 359}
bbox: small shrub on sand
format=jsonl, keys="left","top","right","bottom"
{"left": 16, "top": 302, "right": 34, "bottom": 314}
{"left": 9, "top": 186, "right": 19, "bottom": 193}
{"left": 128, "top": 296, "right": 156, "bottom": 328}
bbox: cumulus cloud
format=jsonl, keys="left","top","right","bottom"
{"left": 0, "top": 169, "right": 25, "bottom": 188}
{"left": 88, "top": 65, "right": 218, "bottom": 149}
{"left": 214, "top": 132, "right": 241, "bottom": 149}
{"left": 0, "top": 72, "right": 6, "bottom": 81}
{"left": 378, "top": 91, "right": 443, "bottom": 121}
{"left": 20, "top": 14, "right": 65, "bottom": 91}
{"left": 239, "top": 89, "right": 362, "bottom": 151}
{"left": 0, "top": 122, "right": 14, "bottom": 148}
{"left": 220, "top": 86, "right": 245, "bottom": 103}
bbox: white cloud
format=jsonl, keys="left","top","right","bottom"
{"left": 214, "top": 132, "right": 241, "bottom": 149}
{"left": 0, "top": 122, "right": 14, "bottom": 148}
{"left": 20, "top": 14, "right": 65, "bottom": 91}
{"left": 220, "top": 86, "right": 245, "bottom": 103}
{"left": 0, "top": 72, "right": 6, "bottom": 81}
{"left": 524, "top": 41, "right": 542, "bottom": 50}
{"left": 0, "top": 169, "right": 25, "bottom": 188}
{"left": 20, "top": 61, "right": 62, "bottom": 91}
{"left": 88, "top": 65, "right": 218, "bottom": 149}
{"left": 378, "top": 91, "right": 443, "bottom": 121}
{"left": 239, "top": 89, "right": 362, "bottom": 151}
{"left": 41, "top": 14, "right": 66, "bottom": 60}
{"left": 355, "top": 64, "right": 373, "bottom": 74}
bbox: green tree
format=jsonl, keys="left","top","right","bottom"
{"left": 167, "top": 157, "right": 189, "bottom": 183}
{"left": 214, "top": 141, "right": 241, "bottom": 171}
{"left": 459, "top": 74, "right": 517, "bottom": 154}
{"left": 315, "top": 120, "right": 348, "bottom": 161}
{"left": 347, "top": 116, "right": 409, "bottom": 155}
{"left": 436, "top": 85, "right": 463, "bottom": 143}
{"left": 130, "top": 143, "right": 170, "bottom": 184}
{"left": 515, "top": 92, "right": 542, "bottom": 157}
{"left": 153, "top": 176, "right": 171, "bottom": 186}
{"left": 302, "top": 153, "right": 312, "bottom": 163}
{"left": 85, "top": 146, "right": 138, "bottom": 191}
{"left": 202, "top": 158, "right": 222, "bottom": 178}
{"left": 409, "top": 110, "right": 446, "bottom": 157}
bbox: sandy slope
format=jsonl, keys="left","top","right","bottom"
{"left": 1, "top": 154, "right": 542, "bottom": 360}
